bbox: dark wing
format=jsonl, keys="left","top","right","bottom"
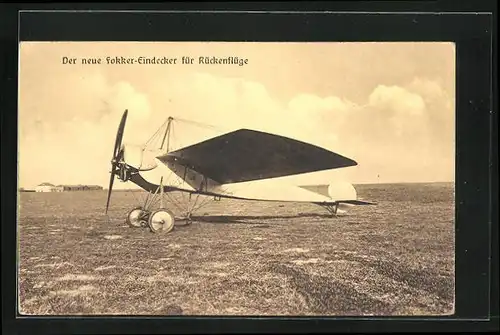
{"left": 156, "top": 129, "right": 357, "bottom": 184}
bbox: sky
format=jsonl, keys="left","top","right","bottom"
{"left": 18, "top": 42, "right": 455, "bottom": 189}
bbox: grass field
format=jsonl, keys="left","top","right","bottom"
{"left": 18, "top": 183, "right": 455, "bottom": 316}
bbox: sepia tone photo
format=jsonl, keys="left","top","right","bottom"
{"left": 18, "top": 41, "right": 455, "bottom": 316}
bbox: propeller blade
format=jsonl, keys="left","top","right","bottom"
{"left": 112, "top": 109, "right": 128, "bottom": 160}
{"left": 105, "top": 109, "right": 128, "bottom": 214}
{"left": 105, "top": 165, "right": 115, "bottom": 214}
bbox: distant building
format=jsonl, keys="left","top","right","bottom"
{"left": 55, "top": 184, "right": 103, "bottom": 192}
{"left": 34, "top": 183, "right": 103, "bottom": 192}
{"left": 35, "top": 182, "right": 57, "bottom": 192}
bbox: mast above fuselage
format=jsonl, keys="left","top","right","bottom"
{"left": 160, "top": 116, "right": 174, "bottom": 152}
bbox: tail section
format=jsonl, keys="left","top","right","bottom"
{"left": 299, "top": 181, "right": 363, "bottom": 202}
{"left": 299, "top": 181, "right": 377, "bottom": 215}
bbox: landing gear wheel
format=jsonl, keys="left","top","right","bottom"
{"left": 148, "top": 209, "right": 175, "bottom": 233}
{"left": 127, "top": 207, "right": 147, "bottom": 228}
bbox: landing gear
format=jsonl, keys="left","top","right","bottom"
{"left": 125, "top": 177, "right": 177, "bottom": 233}
{"left": 148, "top": 209, "right": 175, "bottom": 233}
{"left": 123, "top": 177, "right": 212, "bottom": 233}
{"left": 126, "top": 206, "right": 148, "bottom": 228}
{"left": 126, "top": 206, "right": 176, "bottom": 233}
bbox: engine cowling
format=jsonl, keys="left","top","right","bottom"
{"left": 327, "top": 181, "right": 357, "bottom": 201}
{"left": 121, "top": 144, "right": 159, "bottom": 171}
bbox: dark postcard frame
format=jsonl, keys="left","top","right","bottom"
{"left": 1, "top": 2, "right": 497, "bottom": 334}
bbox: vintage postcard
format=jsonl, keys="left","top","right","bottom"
{"left": 18, "top": 41, "right": 456, "bottom": 316}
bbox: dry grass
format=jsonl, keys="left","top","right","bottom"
{"left": 18, "top": 183, "right": 455, "bottom": 316}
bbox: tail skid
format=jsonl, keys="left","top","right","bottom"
{"left": 313, "top": 199, "right": 376, "bottom": 217}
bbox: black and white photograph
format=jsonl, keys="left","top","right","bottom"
{"left": 18, "top": 41, "right": 456, "bottom": 316}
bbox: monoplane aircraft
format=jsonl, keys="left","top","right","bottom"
{"left": 105, "top": 110, "right": 375, "bottom": 233}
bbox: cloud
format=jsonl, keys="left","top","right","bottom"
{"left": 19, "top": 73, "right": 152, "bottom": 188}
{"left": 368, "top": 85, "right": 426, "bottom": 116}
{"left": 153, "top": 73, "right": 454, "bottom": 184}
{"left": 18, "top": 70, "right": 454, "bottom": 189}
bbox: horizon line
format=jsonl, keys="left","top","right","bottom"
{"left": 18, "top": 180, "right": 455, "bottom": 191}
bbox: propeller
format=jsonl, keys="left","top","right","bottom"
{"left": 105, "top": 109, "right": 128, "bottom": 214}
